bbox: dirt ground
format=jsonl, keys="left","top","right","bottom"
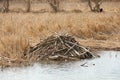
{"left": 0, "top": 1, "right": 120, "bottom": 67}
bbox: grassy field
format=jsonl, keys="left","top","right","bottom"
{"left": 0, "top": 1, "right": 120, "bottom": 67}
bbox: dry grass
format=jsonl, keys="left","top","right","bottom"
{"left": 0, "top": 2, "right": 120, "bottom": 67}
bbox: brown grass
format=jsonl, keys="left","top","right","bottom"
{"left": 0, "top": 2, "right": 120, "bottom": 67}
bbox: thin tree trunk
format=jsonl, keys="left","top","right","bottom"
{"left": 88, "top": 0, "right": 93, "bottom": 11}
{"left": 88, "top": 0, "right": 103, "bottom": 12}
{"left": 48, "top": 0, "right": 59, "bottom": 12}
{"left": 2, "top": 0, "right": 9, "bottom": 13}
{"left": 26, "top": 0, "right": 31, "bottom": 12}
{"left": 93, "top": 3, "right": 101, "bottom": 12}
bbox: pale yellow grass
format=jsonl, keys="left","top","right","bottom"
{"left": 0, "top": 2, "right": 120, "bottom": 67}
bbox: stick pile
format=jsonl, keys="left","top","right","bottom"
{"left": 25, "top": 34, "right": 94, "bottom": 61}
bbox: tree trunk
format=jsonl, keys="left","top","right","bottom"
{"left": 26, "top": 0, "right": 31, "bottom": 12}
{"left": 93, "top": 3, "right": 101, "bottom": 12}
{"left": 88, "top": 0, "right": 93, "bottom": 11}
{"left": 88, "top": 0, "right": 103, "bottom": 12}
{"left": 48, "top": 0, "right": 59, "bottom": 12}
{"left": 2, "top": 0, "right": 9, "bottom": 13}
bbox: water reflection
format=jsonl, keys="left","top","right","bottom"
{"left": 0, "top": 51, "right": 120, "bottom": 80}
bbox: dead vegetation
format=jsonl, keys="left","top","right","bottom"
{"left": 0, "top": 0, "right": 120, "bottom": 13}
{"left": 23, "top": 34, "right": 94, "bottom": 61}
{"left": 0, "top": 12, "right": 120, "bottom": 67}
{"left": 0, "top": 0, "right": 106, "bottom": 13}
{"left": 0, "top": 1, "right": 120, "bottom": 67}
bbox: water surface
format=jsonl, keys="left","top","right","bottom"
{"left": 0, "top": 51, "right": 120, "bottom": 80}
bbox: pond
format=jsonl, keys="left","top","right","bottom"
{"left": 0, "top": 51, "right": 120, "bottom": 80}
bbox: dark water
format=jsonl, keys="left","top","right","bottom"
{"left": 0, "top": 51, "right": 120, "bottom": 80}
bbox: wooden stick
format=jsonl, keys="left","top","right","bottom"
{"left": 64, "top": 43, "right": 76, "bottom": 55}
{"left": 64, "top": 43, "right": 80, "bottom": 57}
{"left": 58, "top": 36, "right": 64, "bottom": 44}
{"left": 65, "top": 40, "right": 95, "bottom": 57}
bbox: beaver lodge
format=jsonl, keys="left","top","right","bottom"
{"left": 24, "top": 34, "right": 95, "bottom": 61}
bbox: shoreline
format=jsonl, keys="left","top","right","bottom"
{"left": 0, "top": 41, "right": 120, "bottom": 69}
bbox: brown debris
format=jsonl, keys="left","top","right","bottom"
{"left": 24, "top": 34, "right": 95, "bottom": 61}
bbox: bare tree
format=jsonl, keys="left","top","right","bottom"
{"left": 2, "top": 0, "right": 9, "bottom": 13}
{"left": 47, "top": 0, "right": 60, "bottom": 12}
{"left": 88, "top": 0, "right": 103, "bottom": 12}
{"left": 26, "top": 0, "right": 31, "bottom": 12}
